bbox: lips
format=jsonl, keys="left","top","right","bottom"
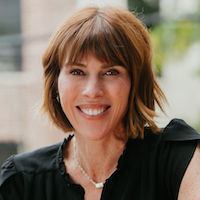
{"left": 77, "top": 106, "right": 110, "bottom": 116}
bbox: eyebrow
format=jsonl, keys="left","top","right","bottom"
{"left": 64, "top": 62, "right": 117, "bottom": 68}
{"left": 64, "top": 62, "right": 85, "bottom": 67}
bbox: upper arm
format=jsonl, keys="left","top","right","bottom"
{"left": 178, "top": 141, "right": 200, "bottom": 200}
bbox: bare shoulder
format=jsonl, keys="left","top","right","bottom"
{"left": 178, "top": 141, "right": 200, "bottom": 200}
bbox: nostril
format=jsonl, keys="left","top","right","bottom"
{"left": 82, "top": 86, "right": 104, "bottom": 98}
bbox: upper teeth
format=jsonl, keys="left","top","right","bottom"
{"left": 81, "top": 108, "right": 105, "bottom": 116}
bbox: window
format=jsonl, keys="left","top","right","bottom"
{"left": 0, "top": 143, "right": 18, "bottom": 174}
{"left": 0, "top": 0, "right": 22, "bottom": 71}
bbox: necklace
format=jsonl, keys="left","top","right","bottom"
{"left": 73, "top": 138, "right": 115, "bottom": 189}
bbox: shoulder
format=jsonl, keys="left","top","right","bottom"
{"left": 143, "top": 118, "right": 200, "bottom": 199}
{"left": 178, "top": 141, "right": 200, "bottom": 199}
{"left": 149, "top": 118, "right": 200, "bottom": 176}
{"left": 144, "top": 118, "right": 200, "bottom": 142}
{"left": 143, "top": 118, "right": 200, "bottom": 149}
{"left": 14, "top": 141, "right": 63, "bottom": 173}
{"left": 159, "top": 118, "right": 200, "bottom": 142}
{"left": 0, "top": 140, "right": 65, "bottom": 187}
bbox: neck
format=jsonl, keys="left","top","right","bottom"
{"left": 73, "top": 132, "right": 127, "bottom": 184}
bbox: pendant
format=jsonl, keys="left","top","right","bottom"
{"left": 95, "top": 182, "right": 104, "bottom": 188}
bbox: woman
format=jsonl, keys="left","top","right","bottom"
{"left": 0, "top": 5, "right": 200, "bottom": 200}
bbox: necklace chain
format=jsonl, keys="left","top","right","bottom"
{"left": 73, "top": 138, "right": 109, "bottom": 189}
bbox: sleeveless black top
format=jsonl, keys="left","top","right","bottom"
{"left": 0, "top": 119, "right": 200, "bottom": 200}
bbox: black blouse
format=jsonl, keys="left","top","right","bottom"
{"left": 0, "top": 119, "right": 200, "bottom": 200}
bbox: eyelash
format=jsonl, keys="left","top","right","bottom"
{"left": 70, "top": 69, "right": 85, "bottom": 75}
{"left": 69, "top": 69, "right": 120, "bottom": 76}
{"left": 104, "top": 69, "right": 119, "bottom": 75}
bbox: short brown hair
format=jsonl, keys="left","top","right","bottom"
{"left": 41, "top": 5, "right": 167, "bottom": 139}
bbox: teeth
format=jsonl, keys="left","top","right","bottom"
{"left": 81, "top": 108, "right": 106, "bottom": 116}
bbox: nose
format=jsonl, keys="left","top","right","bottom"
{"left": 82, "top": 77, "right": 104, "bottom": 98}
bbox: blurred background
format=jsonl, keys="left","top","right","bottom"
{"left": 0, "top": 0, "right": 200, "bottom": 168}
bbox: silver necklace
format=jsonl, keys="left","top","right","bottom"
{"left": 73, "top": 138, "right": 113, "bottom": 189}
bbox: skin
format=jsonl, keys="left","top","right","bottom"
{"left": 178, "top": 141, "right": 200, "bottom": 200}
{"left": 58, "top": 53, "right": 131, "bottom": 200}
{"left": 58, "top": 52, "right": 200, "bottom": 200}
{"left": 58, "top": 53, "right": 131, "bottom": 142}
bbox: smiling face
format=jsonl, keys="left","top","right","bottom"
{"left": 58, "top": 53, "right": 131, "bottom": 141}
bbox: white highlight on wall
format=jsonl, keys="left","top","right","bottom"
{"left": 76, "top": 0, "right": 127, "bottom": 8}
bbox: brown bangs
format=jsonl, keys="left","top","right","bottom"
{"left": 41, "top": 5, "right": 167, "bottom": 139}
{"left": 58, "top": 8, "right": 131, "bottom": 71}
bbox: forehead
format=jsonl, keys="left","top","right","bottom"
{"left": 62, "top": 39, "right": 128, "bottom": 69}
{"left": 59, "top": 11, "right": 132, "bottom": 71}
{"left": 63, "top": 51, "right": 113, "bottom": 68}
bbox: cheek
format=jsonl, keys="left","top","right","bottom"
{"left": 57, "top": 76, "right": 77, "bottom": 122}
{"left": 58, "top": 75, "right": 76, "bottom": 104}
{"left": 108, "top": 79, "right": 131, "bottom": 126}
{"left": 108, "top": 78, "right": 131, "bottom": 118}
{"left": 112, "top": 78, "right": 131, "bottom": 101}
{"left": 121, "top": 79, "right": 131, "bottom": 98}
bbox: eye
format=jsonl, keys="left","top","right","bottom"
{"left": 105, "top": 69, "right": 119, "bottom": 76}
{"left": 70, "top": 69, "right": 85, "bottom": 75}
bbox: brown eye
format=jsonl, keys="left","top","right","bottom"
{"left": 105, "top": 69, "right": 119, "bottom": 75}
{"left": 70, "top": 69, "right": 85, "bottom": 75}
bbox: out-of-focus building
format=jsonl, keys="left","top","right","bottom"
{"left": 0, "top": 0, "right": 128, "bottom": 168}
{"left": 0, "top": 0, "right": 199, "bottom": 169}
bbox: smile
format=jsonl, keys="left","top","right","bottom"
{"left": 78, "top": 107, "right": 110, "bottom": 116}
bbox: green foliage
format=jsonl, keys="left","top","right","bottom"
{"left": 193, "top": 119, "right": 200, "bottom": 134}
{"left": 149, "top": 21, "right": 200, "bottom": 76}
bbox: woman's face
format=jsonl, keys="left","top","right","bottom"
{"left": 58, "top": 53, "right": 131, "bottom": 141}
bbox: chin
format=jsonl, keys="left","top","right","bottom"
{"left": 76, "top": 128, "right": 111, "bottom": 141}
